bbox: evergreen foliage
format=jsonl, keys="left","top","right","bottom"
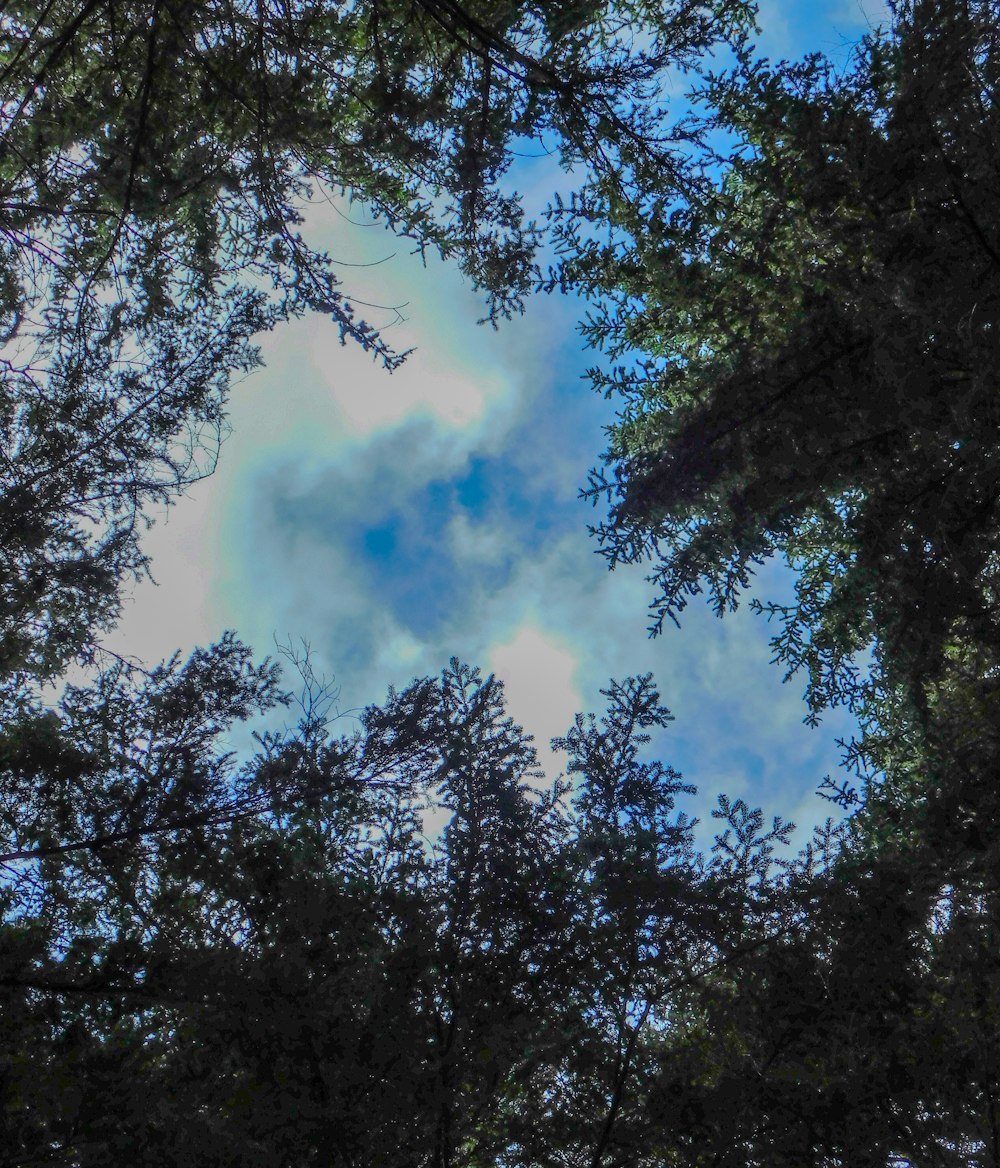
{"left": 564, "top": 0, "right": 1000, "bottom": 812}
{"left": 0, "top": 0, "right": 751, "bottom": 680}
{"left": 3, "top": 0, "right": 1000, "bottom": 1164}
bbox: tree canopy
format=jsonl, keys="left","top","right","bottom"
{"left": 4, "top": 0, "right": 1000, "bottom": 1164}
{"left": 0, "top": 652, "right": 796, "bottom": 1165}
{"left": 8, "top": 646, "right": 994, "bottom": 1166}
{"left": 565, "top": 0, "right": 1000, "bottom": 817}
{"left": 0, "top": 0, "right": 751, "bottom": 682}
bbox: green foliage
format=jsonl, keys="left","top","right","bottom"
{"left": 1, "top": 648, "right": 996, "bottom": 1166}
{"left": 5, "top": 2, "right": 1000, "bottom": 1164}
{"left": 0, "top": 0, "right": 751, "bottom": 681}
{"left": 0, "top": 656, "right": 740, "bottom": 1166}
{"left": 532, "top": 6, "right": 1000, "bottom": 1160}
{"left": 5, "top": 647, "right": 875, "bottom": 1168}
{"left": 559, "top": 0, "right": 1000, "bottom": 806}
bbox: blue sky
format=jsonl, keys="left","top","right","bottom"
{"left": 108, "top": 0, "right": 888, "bottom": 850}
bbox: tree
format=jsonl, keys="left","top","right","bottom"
{"left": 493, "top": 680, "right": 801, "bottom": 1168}
{"left": 555, "top": 0, "right": 1000, "bottom": 819}
{"left": 532, "top": 9, "right": 1000, "bottom": 1158}
{"left": 11, "top": 638, "right": 993, "bottom": 1167}
{"left": 0, "top": 0, "right": 753, "bottom": 683}
{"left": 10, "top": 3, "right": 1000, "bottom": 1163}
{"left": 0, "top": 655, "right": 745, "bottom": 1167}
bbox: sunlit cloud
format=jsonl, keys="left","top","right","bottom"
{"left": 487, "top": 622, "right": 584, "bottom": 780}
{"left": 104, "top": 2, "right": 873, "bottom": 862}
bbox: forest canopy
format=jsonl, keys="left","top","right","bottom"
{"left": 0, "top": 0, "right": 752, "bottom": 682}
{"left": 3, "top": 1, "right": 1000, "bottom": 1165}
{"left": 566, "top": 0, "right": 1000, "bottom": 820}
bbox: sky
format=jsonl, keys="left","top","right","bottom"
{"left": 106, "top": 0, "right": 890, "bottom": 852}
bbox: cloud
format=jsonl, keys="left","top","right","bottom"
{"left": 108, "top": 266, "right": 857, "bottom": 864}
{"left": 486, "top": 622, "right": 584, "bottom": 780}
{"left": 104, "top": 32, "right": 868, "bottom": 864}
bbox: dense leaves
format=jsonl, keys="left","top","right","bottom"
{"left": 540, "top": 3, "right": 1000, "bottom": 1161}
{"left": 15, "top": 650, "right": 987, "bottom": 1168}
{"left": 0, "top": 657, "right": 770, "bottom": 1166}
{"left": 566, "top": 0, "right": 1000, "bottom": 801}
{"left": 23, "top": 649, "right": 974, "bottom": 1167}
{"left": 5, "top": 1, "right": 1000, "bottom": 1165}
{"left": 0, "top": 0, "right": 751, "bottom": 680}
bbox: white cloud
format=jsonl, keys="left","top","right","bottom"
{"left": 487, "top": 622, "right": 584, "bottom": 780}
{"left": 328, "top": 349, "right": 495, "bottom": 437}
{"left": 102, "top": 12, "right": 870, "bottom": 866}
